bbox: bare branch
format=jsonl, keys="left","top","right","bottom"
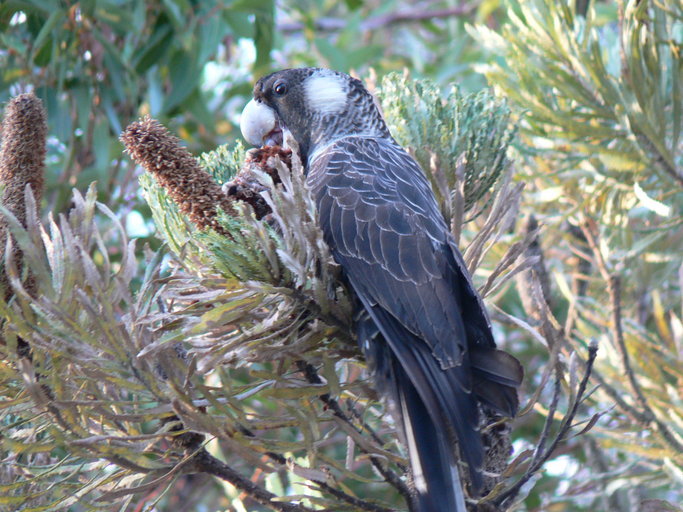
{"left": 493, "top": 342, "right": 599, "bottom": 508}
{"left": 226, "top": 405, "right": 398, "bottom": 512}
{"left": 581, "top": 220, "right": 683, "bottom": 453}
{"left": 528, "top": 376, "right": 562, "bottom": 470}
{"left": 190, "top": 449, "right": 318, "bottom": 512}
{"left": 278, "top": 4, "right": 478, "bottom": 34}
{"left": 296, "top": 360, "right": 412, "bottom": 501}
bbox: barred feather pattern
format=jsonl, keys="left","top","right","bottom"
{"left": 307, "top": 135, "right": 521, "bottom": 510}
{"left": 247, "top": 67, "right": 523, "bottom": 512}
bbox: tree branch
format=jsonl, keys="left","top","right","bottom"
{"left": 278, "top": 4, "right": 478, "bottom": 34}
{"left": 493, "top": 342, "right": 599, "bottom": 507}
{"left": 231, "top": 415, "right": 397, "bottom": 512}
{"left": 190, "top": 449, "right": 318, "bottom": 512}
{"left": 296, "top": 360, "right": 412, "bottom": 501}
{"left": 581, "top": 220, "right": 683, "bottom": 453}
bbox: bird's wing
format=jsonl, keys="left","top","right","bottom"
{"left": 307, "top": 136, "right": 495, "bottom": 369}
{"left": 308, "top": 136, "right": 506, "bottom": 491}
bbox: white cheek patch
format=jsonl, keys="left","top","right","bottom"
{"left": 240, "top": 99, "right": 277, "bottom": 146}
{"left": 305, "top": 73, "right": 347, "bottom": 114}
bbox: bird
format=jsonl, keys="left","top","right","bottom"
{"left": 240, "top": 67, "right": 523, "bottom": 512}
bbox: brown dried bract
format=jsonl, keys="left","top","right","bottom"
{"left": 224, "top": 145, "right": 292, "bottom": 220}
{"left": 245, "top": 145, "right": 292, "bottom": 184}
{"left": 223, "top": 173, "right": 272, "bottom": 220}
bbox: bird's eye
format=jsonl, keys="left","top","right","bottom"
{"left": 273, "top": 80, "right": 288, "bottom": 96}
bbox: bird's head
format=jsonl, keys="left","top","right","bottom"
{"left": 240, "top": 68, "right": 391, "bottom": 165}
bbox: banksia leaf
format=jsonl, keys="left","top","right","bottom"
{"left": 377, "top": 73, "right": 516, "bottom": 217}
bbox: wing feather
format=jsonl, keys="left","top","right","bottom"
{"left": 309, "top": 137, "right": 491, "bottom": 365}
{"left": 307, "top": 136, "right": 521, "bottom": 496}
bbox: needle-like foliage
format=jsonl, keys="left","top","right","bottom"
{"left": 470, "top": 1, "right": 683, "bottom": 508}
{"left": 378, "top": 73, "right": 516, "bottom": 218}
{"left": 1, "top": 72, "right": 580, "bottom": 511}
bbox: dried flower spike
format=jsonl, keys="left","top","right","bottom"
{"left": 121, "top": 116, "right": 235, "bottom": 235}
{"left": 0, "top": 92, "right": 47, "bottom": 300}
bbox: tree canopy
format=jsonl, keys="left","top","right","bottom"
{"left": 0, "top": 1, "right": 681, "bottom": 511}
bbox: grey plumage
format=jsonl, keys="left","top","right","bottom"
{"left": 241, "top": 67, "right": 523, "bottom": 512}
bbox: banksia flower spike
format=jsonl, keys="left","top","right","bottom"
{"left": 0, "top": 92, "right": 47, "bottom": 301}
{"left": 121, "top": 116, "right": 235, "bottom": 235}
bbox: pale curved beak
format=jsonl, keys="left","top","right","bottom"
{"left": 240, "top": 99, "right": 282, "bottom": 147}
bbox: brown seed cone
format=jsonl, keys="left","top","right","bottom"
{"left": 0, "top": 92, "right": 47, "bottom": 301}
{"left": 245, "top": 145, "right": 292, "bottom": 177}
{"left": 120, "top": 116, "right": 235, "bottom": 236}
{"left": 223, "top": 145, "right": 293, "bottom": 220}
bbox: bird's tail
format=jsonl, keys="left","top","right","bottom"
{"left": 358, "top": 310, "right": 475, "bottom": 512}
{"left": 469, "top": 346, "right": 524, "bottom": 418}
{"left": 392, "top": 359, "right": 468, "bottom": 512}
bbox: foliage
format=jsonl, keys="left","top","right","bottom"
{"left": 0, "top": 187, "right": 173, "bottom": 511}
{"left": 1, "top": 0, "right": 682, "bottom": 510}
{"left": 0, "top": 0, "right": 273, "bottom": 219}
{"left": 377, "top": 72, "right": 516, "bottom": 216}
{"left": 470, "top": 0, "right": 683, "bottom": 509}
{"left": 0, "top": 71, "right": 532, "bottom": 510}
{"left": 0, "top": 0, "right": 503, "bottom": 221}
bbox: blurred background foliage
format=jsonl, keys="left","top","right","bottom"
{"left": 1, "top": 0, "right": 682, "bottom": 511}
{"left": 0, "top": 0, "right": 515, "bottom": 224}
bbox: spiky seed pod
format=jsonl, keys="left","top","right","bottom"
{"left": 121, "top": 116, "right": 235, "bottom": 235}
{"left": 245, "top": 145, "right": 292, "bottom": 174}
{"left": 223, "top": 146, "right": 292, "bottom": 220}
{"left": 0, "top": 92, "right": 47, "bottom": 301}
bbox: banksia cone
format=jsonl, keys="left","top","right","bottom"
{"left": 223, "top": 145, "right": 292, "bottom": 220}
{"left": 121, "top": 116, "right": 235, "bottom": 236}
{"left": 0, "top": 92, "right": 47, "bottom": 300}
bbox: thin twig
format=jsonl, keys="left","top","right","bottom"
{"left": 607, "top": 275, "right": 649, "bottom": 411}
{"left": 314, "top": 481, "right": 397, "bottom": 512}
{"left": 190, "top": 449, "right": 317, "bottom": 512}
{"left": 564, "top": 223, "right": 592, "bottom": 337}
{"left": 518, "top": 223, "right": 649, "bottom": 424}
{"left": 493, "top": 343, "right": 599, "bottom": 507}
{"left": 583, "top": 437, "right": 631, "bottom": 512}
{"left": 296, "top": 361, "right": 411, "bottom": 501}
{"left": 607, "top": 274, "right": 683, "bottom": 452}
{"left": 346, "top": 400, "right": 408, "bottom": 473}
{"left": 528, "top": 376, "right": 562, "bottom": 470}
{"left": 232, "top": 421, "right": 396, "bottom": 512}
{"left": 585, "top": 370, "right": 648, "bottom": 424}
{"left": 581, "top": 220, "right": 683, "bottom": 453}
{"left": 278, "top": 4, "right": 478, "bottom": 33}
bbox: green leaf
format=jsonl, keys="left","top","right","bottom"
{"left": 197, "top": 14, "right": 228, "bottom": 65}
{"left": 253, "top": 4, "right": 274, "bottom": 74}
{"left": 162, "top": 49, "right": 201, "bottom": 113}
{"left": 29, "top": 8, "right": 62, "bottom": 63}
{"left": 132, "top": 23, "right": 174, "bottom": 74}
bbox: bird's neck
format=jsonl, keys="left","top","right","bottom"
{"left": 300, "top": 90, "right": 392, "bottom": 167}
{"left": 305, "top": 132, "right": 394, "bottom": 169}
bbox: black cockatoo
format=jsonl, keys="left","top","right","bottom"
{"left": 240, "top": 67, "right": 522, "bottom": 512}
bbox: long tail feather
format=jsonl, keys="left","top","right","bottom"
{"left": 394, "top": 359, "right": 468, "bottom": 512}
{"left": 357, "top": 308, "right": 476, "bottom": 512}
